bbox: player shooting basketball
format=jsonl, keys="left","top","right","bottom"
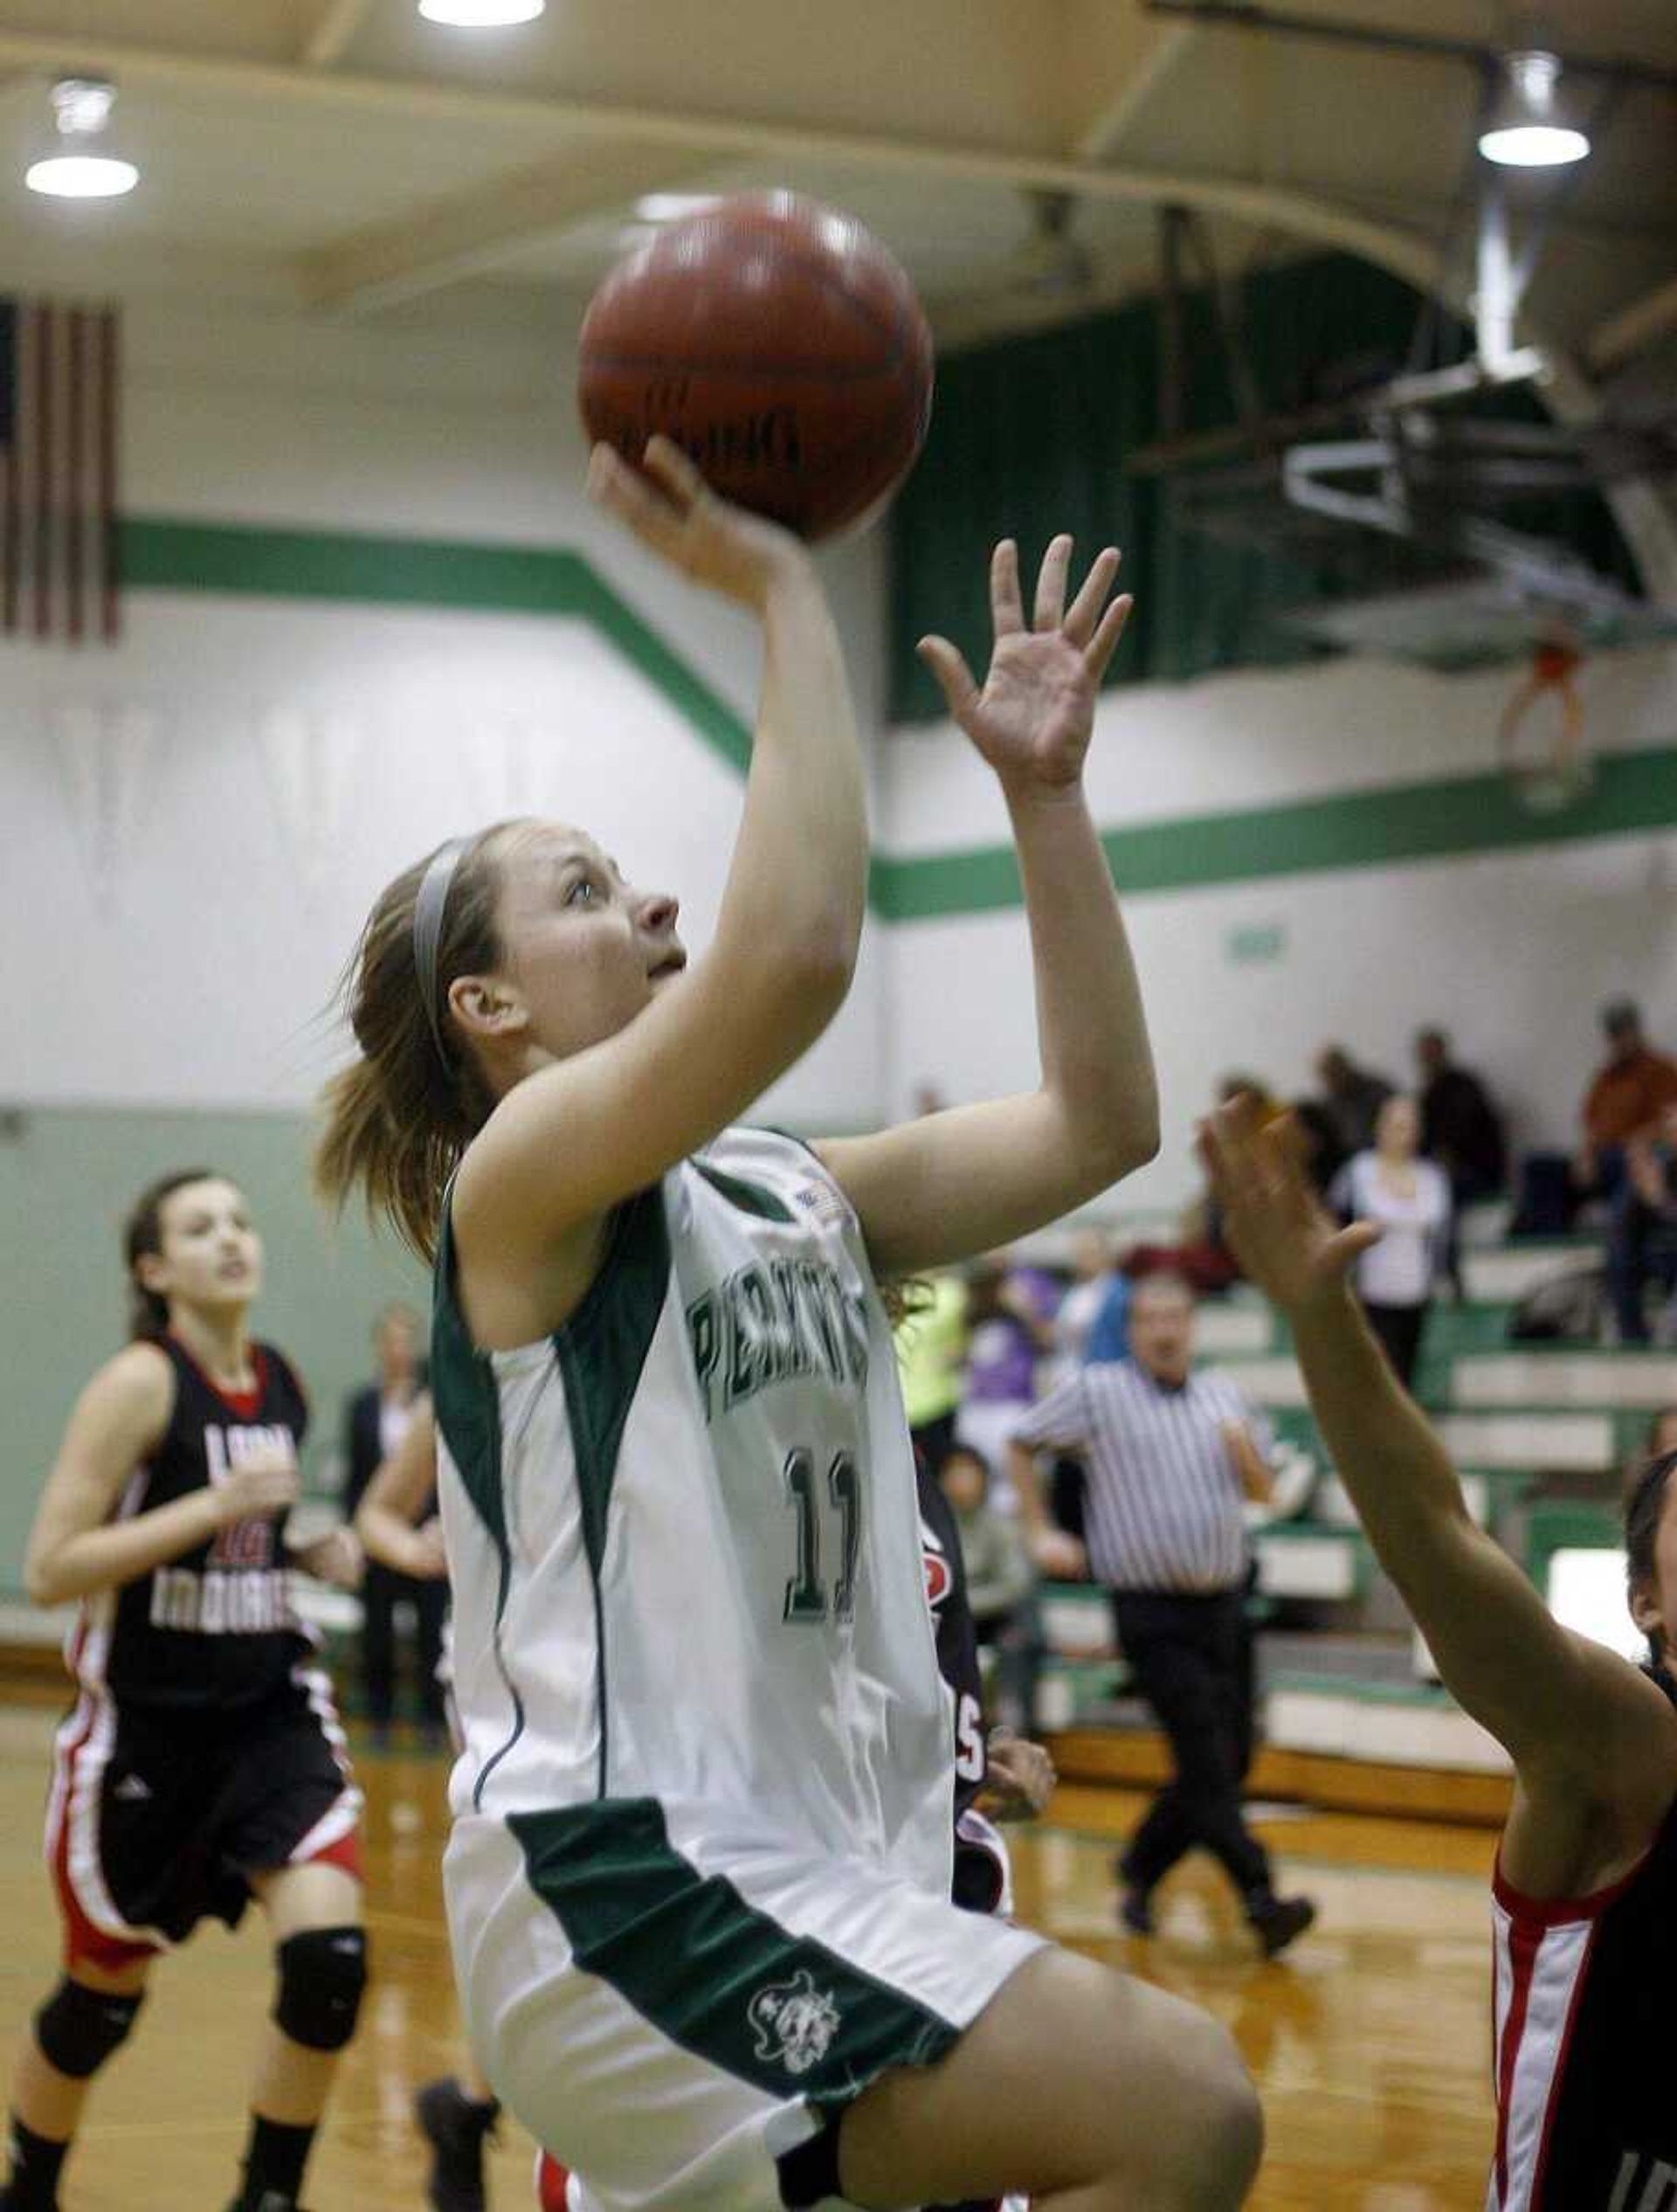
{"left": 316, "top": 436, "right": 1262, "bottom": 2212}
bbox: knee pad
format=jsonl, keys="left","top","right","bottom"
{"left": 35, "top": 1978, "right": 145, "bottom": 2079}
{"left": 273, "top": 1925, "right": 368, "bottom": 2052}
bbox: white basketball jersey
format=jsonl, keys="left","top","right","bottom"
{"left": 431, "top": 1127, "right": 956, "bottom": 1899}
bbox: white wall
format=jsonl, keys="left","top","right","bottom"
{"left": 6, "top": 259, "right": 1674, "bottom": 1198}
{"left": 0, "top": 276, "right": 891, "bottom": 1132}
{"left": 882, "top": 646, "right": 1677, "bottom": 1211}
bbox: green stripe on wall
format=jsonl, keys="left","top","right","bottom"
{"left": 119, "top": 515, "right": 1676, "bottom": 916}
{"left": 872, "top": 745, "right": 1677, "bottom": 921}
{"left": 117, "top": 515, "right": 752, "bottom": 775}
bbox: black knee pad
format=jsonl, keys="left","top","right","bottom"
{"left": 273, "top": 1925, "right": 368, "bottom": 2052}
{"left": 35, "top": 1979, "right": 145, "bottom": 2079}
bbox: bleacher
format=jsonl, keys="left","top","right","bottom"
{"left": 1027, "top": 1213, "right": 1676, "bottom": 1820}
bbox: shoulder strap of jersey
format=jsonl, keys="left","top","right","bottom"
{"left": 256, "top": 1342, "right": 309, "bottom": 1428}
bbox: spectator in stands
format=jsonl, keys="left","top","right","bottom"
{"left": 1082, "top": 1264, "right": 1133, "bottom": 1365}
{"left": 1006, "top": 1272, "right": 1316, "bottom": 1958}
{"left": 1415, "top": 1027, "right": 1508, "bottom": 1299}
{"left": 1621, "top": 1104, "right": 1677, "bottom": 1344}
{"left": 938, "top": 1443, "right": 1038, "bottom": 1730}
{"left": 1579, "top": 1001, "right": 1677, "bottom": 1177}
{"left": 956, "top": 1255, "right": 1055, "bottom": 1511}
{"left": 343, "top": 1301, "right": 446, "bottom": 1747}
{"left": 1052, "top": 1228, "right": 1122, "bottom": 1372}
{"left": 1579, "top": 1002, "right": 1677, "bottom": 1344}
{"left": 1315, "top": 1044, "right": 1396, "bottom": 1159}
{"left": 1290, "top": 1096, "right": 1346, "bottom": 1197}
{"left": 896, "top": 1269, "right": 969, "bottom": 1474}
{"left": 1415, "top": 1027, "right": 1507, "bottom": 1207}
{"left": 1331, "top": 1096, "right": 1451, "bottom": 1391}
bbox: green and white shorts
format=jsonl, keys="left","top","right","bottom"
{"left": 445, "top": 1796, "right": 1044, "bottom": 2212}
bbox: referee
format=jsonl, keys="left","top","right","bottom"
{"left": 1008, "top": 1270, "right": 1316, "bottom": 1956}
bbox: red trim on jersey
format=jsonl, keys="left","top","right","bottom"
{"left": 537, "top": 2153, "right": 570, "bottom": 2212}
{"left": 1527, "top": 1919, "right": 1598, "bottom": 2208}
{"left": 47, "top": 1692, "right": 157, "bottom": 1973}
{"left": 1493, "top": 1915, "right": 1541, "bottom": 2204}
{"left": 1492, "top": 1834, "right": 1660, "bottom": 1930}
{"left": 300, "top": 1825, "right": 363, "bottom": 1883}
{"left": 166, "top": 1331, "right": 269, "bottom": 1421}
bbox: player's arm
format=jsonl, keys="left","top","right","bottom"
{"left": 355, "top": 1396, "right": 447, "bottom": 1581}
{"left": 1200, "top": 1100, "right": 1677, "bottom": 1807}
{"left": 454, "top": 439, "right": 866, "bottom": 1266}
{"left": 1220, "top": 1418, "right": 1275, "bottom": 1503}
{"left": 1007, "top": 1375, "right": 1092, "bottom": 1578}
{"left": 814, "top": 539, "right": 1156, "bottom": 1277}
{"left": 24, "top": 1344, "right": 298, "bottom": 1607}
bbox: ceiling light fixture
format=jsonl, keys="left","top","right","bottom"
{"left": 1478, "top": 50, "right": 1591, "bottom": 167}
{"left": 418, "top": 0, "right": 546, "bottom": 25}
{"left": 633, "top": 196, "right": 722, "bottom": 224}
{"left": 25, "top": 78, "right": 139, "bottom": 200}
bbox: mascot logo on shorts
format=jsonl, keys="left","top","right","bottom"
{"left": 748, "top": 1968, "right": 841, "bottom": 2077}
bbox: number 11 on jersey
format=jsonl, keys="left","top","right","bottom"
{"left": 782, "top": 1448, "right": 862, "bottom": 1624}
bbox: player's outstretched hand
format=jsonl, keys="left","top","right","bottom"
{"left": 982, "top": 1728, "right": 1058, "bottom": 1821}
{"left": 587, "top": 436, "right": 811, "bottom": 612}
{"left": 1197, "top": 1096, "right": 1381, "bottom": 1319}
{"left": 916, "top": 536, "right": 1131, "bottom": 794}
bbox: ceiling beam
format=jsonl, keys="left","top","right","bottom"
{"left": 300, "top": 0, "right": 375, "bottom": 68}
{"left": 0, "top": 23, "right": 1441, "bottom": 300}
{"left": 1587, "top": 273, "right": 1677, "bottom": 374}
{"left": 1073, "top": 20, "right": 1197, "bottom": 161}
{"left": 305, "top": 145, "right": 714, "bottom": 311}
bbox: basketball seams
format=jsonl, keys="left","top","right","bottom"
{"left": 578, "top": 349, "right": 912, "bottom": 389}
{"left": 577, "top": 194, "right": 931, "bottom": 539}
{"left": 586, "top": 237, "right": 922, "bottom": 377}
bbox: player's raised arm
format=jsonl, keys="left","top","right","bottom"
{"left": 355, "top": 1394, "right": 447, "bottom": 1581}
{"left": 814, "top": 537, "right": 1157, "bottom": 1278}
{"left": 25, "top": 1344, "right": 295, "bottom": 1607}
{"left": 1199, "top": 1098, "right": 1677, "bottom": 1820}
{"left": 452, "top": 441, "right": 865, "bottom": 1259}
{"left": 317, "top": 438, "right": 867, "bottom": 1303}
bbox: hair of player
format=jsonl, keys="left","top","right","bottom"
{"left": 124, "top": 1168, "right": 221, "bottom": 1338}
{"left": 314, "top": 827, "right": 509, "bottom": 1265}
{"left": 1625, "top": 1448, "right": 1677, "bottom": 1668}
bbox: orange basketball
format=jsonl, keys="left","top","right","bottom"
{"left": 577, "top": 192, "right": 934, "bottom": 543}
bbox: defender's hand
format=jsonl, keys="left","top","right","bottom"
{"left": 1198, "top": 1097, "right": 1381, "bottom": 1320}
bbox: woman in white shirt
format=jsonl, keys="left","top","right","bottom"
{"left": 1332, "top": 1094, "right": 1451, "bottom": 1389}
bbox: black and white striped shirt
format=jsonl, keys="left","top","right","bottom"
{"left": 1014, "top": 1358, "right": 1271, "bottom": 1593}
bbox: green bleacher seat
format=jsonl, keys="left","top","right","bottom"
{"left": 1452, "top": 1351, "right": 1677, "bottom": 1410}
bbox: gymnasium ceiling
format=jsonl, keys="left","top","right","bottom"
{"left": 1, "top": 0, "right": 1674, "bottom": 378}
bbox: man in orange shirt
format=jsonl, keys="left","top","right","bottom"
{"left": 1579, "top": 1000, "right": 1677, "bottom": 1343}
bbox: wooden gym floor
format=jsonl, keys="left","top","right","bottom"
{"left": 0, "top": 1705, "right": 1496, "bottom": 2209}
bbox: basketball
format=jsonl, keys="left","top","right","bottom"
{"left": 577, "top": 192, "right": 934, "bottom": 542}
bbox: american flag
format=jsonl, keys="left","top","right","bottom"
{"left": 0, "top": 299, "right": 121, "bottom": 643}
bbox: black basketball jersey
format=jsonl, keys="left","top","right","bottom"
{"left": 1490, "top": 1677, "right": 1677, "bottom": 2208}
{"left": 69, "top": 1334, "right": 312, "bottom": 1713}
{"left": 917, "top": 1461, "right": 986, "bottom": 1816}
